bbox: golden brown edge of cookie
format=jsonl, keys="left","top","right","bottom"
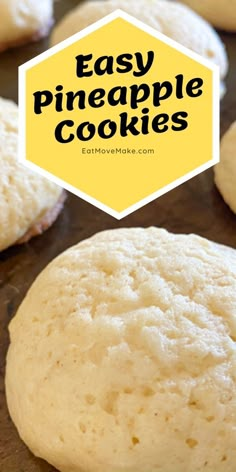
{"left": 15, "top": 190, "right": 67, "bottom": 245}
{"left": 0, "top": 18, "right": 54, "bottom": 53}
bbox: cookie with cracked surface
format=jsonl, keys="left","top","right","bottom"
{"left": 6, "top": 227, "right": 236, "bottom": 472}
{"left": 51, "top": 0, "right": 228, "bottom": 96}
{"left": 0, "top": 97, "right": 64, "bottom": 251}
{"left": 0, "top": 0, "right": 53, "bottom": 52}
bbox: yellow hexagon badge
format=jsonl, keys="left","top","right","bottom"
{"left": 19, "top": 10, "right": 219, "bottom": 219}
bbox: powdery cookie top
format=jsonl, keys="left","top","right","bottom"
{"left": 0, "top": 97, "right": 62, "bottom": 251}
{"left": 51, "top": 0, "right": 228, "bottom": 82}
{"left": 0, "top": 0, "right": 53, "bottom": 52}
{"left": 178, "top": 0, "right": 236, "bottom": 32}
{"left": 215, "top": 122, "right": 236, "bottom": 214}
{"left": 6, "top": 227, "right": 236, "bottom": 472}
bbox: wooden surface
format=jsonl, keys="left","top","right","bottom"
{"left": 0, "top": 1, "right": 236, "bottom": 470}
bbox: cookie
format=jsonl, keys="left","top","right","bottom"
{"left": 215, "top": 122, "right": 236, "bottom": 214}
{"left": 178, "top": 0, "right": 236, "bottom": 32}
{"left": 0, "top": 97, "right": 64, "bottom": 252}
{"left": 51, "top": 0, "right": 228, "bottom": 89}
{"left": 6, "top": 227, "right": 236, "bottom": 472}
{"left": 0, "top": 0, "right": 53, "bottom": 52}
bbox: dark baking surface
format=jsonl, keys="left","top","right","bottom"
{"left": 0, "top": 1, "right": 236, "bottom": 470}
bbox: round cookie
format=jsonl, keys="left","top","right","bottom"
{"left": 51, "top": 0, "right": 228, "bottom": 87}
{"left": 177, "top": 0, "right": 236, "bottom": 32}
{"left": 215, "top": 122, "right": 236, "bottom": 214}
{"left": 0, "top": 97, "right": 65, "bottom": 252}
{"left": 6, "top": 227, "right": 236, "bottom": 472}
{"left": 0, "top": 0, "right": 53, "bottom": 52}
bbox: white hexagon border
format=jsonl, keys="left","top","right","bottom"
{"left": 18, "top": 9, "right": 220, "bottom": 220}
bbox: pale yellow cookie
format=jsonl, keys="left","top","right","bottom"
{"left": 51, "top": 0, "right": 228, "bottom": 86}
{"left": 0, "top": 0, "right": 53, "bottom": 52}
{"left": 215, "top": 122, "right": 236, "bottom": 214}
{"left": 6, "top": 227, "right": 236, "bottom": 472}
{"left": 178, "top": 0, "right": 236, "bottom": 32}
{"left": 0, "top": 97, "right": 64, "bottom": 251}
